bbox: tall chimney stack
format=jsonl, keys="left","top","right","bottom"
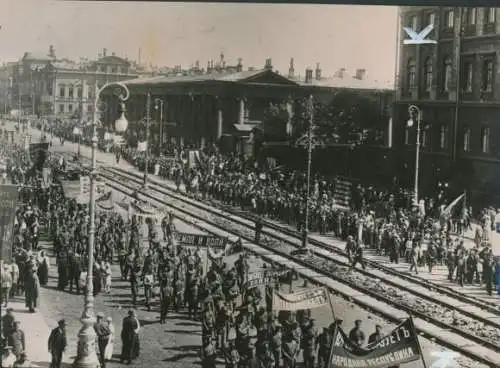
{"left": 264, "top": 58, "right": 273, "bottom": 70}
{"left": 236, "top": 58, "right": 243, "bottom": 72}
{"left": 315, "top": 63, "right": 322, "bottom": 80}
{"left": 288, "top": 58, "right": 295, "bottom": 78}
{"left": 103, "top": 48, "right": 107, "bottom": 57}
{"left": 305, "top": 68, "right": 313, "bottom": 84}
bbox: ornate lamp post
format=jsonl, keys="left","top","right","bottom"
{"left": 407, "top": 104, "right": 422, "bottom": 205}
{"left": 154, "top": 98, "right": 165, "bottom": 156}
{"left": 73, "top": 81, "right": 129, "bottom": 368}
{"left": 73, "top": 125, "right": 82, "bottom": 158}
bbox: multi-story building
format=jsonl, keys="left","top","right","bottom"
{"left": 0, "top": 46, "right": 153, "bottom": 119}
{"left": 393, "top": 6, "right": 500, "bottom": 207}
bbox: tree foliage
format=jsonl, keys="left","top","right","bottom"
{"left": 292, "top": 90, "right": 388, "bottom": 145}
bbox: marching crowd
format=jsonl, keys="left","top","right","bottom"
{"left": 1, "top": 118, "right": 498, "bottom": 368}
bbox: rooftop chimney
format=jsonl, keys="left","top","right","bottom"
{"left": 103, "top": 48, "right": 107, "bottom": 57}
{"left": 315, "top": 63, "right": 322, "bottom": 80}
{"left": 305, "top": 68, "right": 313, "bottom": 84}
{"left": 112, "top": 52, "right": 116, "bottom": 57}
{"left": 288, "top": 58, "right": 295, "bottom": 78}
{"left": 264, "top": 58, "right": 273, "bottom": 71}
{"left": 335, "top": 68, "right": 346, "bottom": 78}
{"left": 48, "top": 45, "right": 56, "bottom": 59}
{"left": 195, "top": 60, "right": 200, "bottom": 69}
{"left": 236, "top": 58, "right": 243, "bottom": 72}
{"left": 355, "top": 68, "right": 366, "bottom": 80}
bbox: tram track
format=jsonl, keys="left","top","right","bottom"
{"left": 93, "top": 166, "right": 500, "bottom": 366}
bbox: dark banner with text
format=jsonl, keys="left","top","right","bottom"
{"left": 329, "top": 318, "right": 421, "bottom": 368}
{"left": 246, "top": 270, "right": 289, "bottom": 289}
{"left": 176, "top": 232, "right": 227, "bottom": 249}
{"left": 0, "top": 185, "right": 19, "bottom": 263}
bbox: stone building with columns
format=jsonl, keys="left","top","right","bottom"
{"left": 100, "top": 58, "right": 394, "bottom": 166}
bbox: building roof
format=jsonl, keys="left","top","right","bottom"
{"left": 22, "top": 52, "right": 53, "bottom": 61}
{"left": 293, "top": 73, "right": 394, "bottom": 91}
{"left": 122, "top": 68, "right": 300, "bottom": 87}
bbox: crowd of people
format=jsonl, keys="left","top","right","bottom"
{"left": 1, "top": 117, "right": 498, "bottom": 368}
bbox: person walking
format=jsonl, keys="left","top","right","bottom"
{"left": 104, "top": 316, "right": 115, "bottom": 362}
{"left": 94, "top": 313, "right": 111, "bottom": 368}
{"left": 48, "top": 319, "right": 67, "bottom": 368}
{"left": 7, "top": 321, "right": 25, "bottom": 361}
{"left": 120, "top": 310, "right": 141, "bottom": 365}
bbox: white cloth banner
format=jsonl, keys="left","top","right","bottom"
{"left": 137, "top": 141, "right": 148, "bottom": 152}
{"left": 272, "top": 287, "right": 329, "bottom": 311}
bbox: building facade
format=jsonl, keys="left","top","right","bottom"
{"left": 0, "top": 47, "right": 152, "bottom": 119}
{"left": 393, "top": 6, "right": 500, "bottom": 207}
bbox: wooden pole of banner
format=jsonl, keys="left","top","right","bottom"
{"left": 326, "top": 288, "right": 337, "bottom": 321}
{"left": 409, "top": 315, "right": 428, "bottom": 368}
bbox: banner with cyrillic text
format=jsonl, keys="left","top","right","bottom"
{"left": 328, "top": 318, "right": 421, "bottom": 368}
{"left": 176, "top": 232, "right": 227, "bottom": 249}
{"left": 272, "top": 287, "right": 329, "bottom": 311}
{"left": 0, "top": 185, "right": 19, "bottom": 262}
{"left": 246, "top": 270, "right": 289, "bottom": 289}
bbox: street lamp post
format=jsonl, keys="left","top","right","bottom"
{"left": 73, "top": 125, "right": 82, "bottom": 158}
{"left": 143, "top": 93, "right": 151, "bottom": 189}
{"left": 407, "top": 104, "right": 422, "bottom": 205}
{"left": 73, "top": 81, "right": 129, "bottom": 368}
{"left": 154, "top": 98, "right": 164, "bottom": 156}
{"left": 291, "top": 95, "right": 315, "bottom": 256}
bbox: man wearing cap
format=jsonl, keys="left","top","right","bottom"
{"left": 94, "top": 313, "right": 111, "bottom": 368}
{"left": 368, "top": 324, "right": 383, "bottom": 345}
{"left": 48, "top": 319, "right": 67, "bottom": 368}
{"left": 7, "top": 320, "right": 25, "bottom": 360}
{"left": 348, "top": 319, "right": 366, "bottom": 347}
{"left": 302, "top": 318, "right": 318, "bottom": 368}
{"left": 2, "top": 308, "right": 16, "bottom": 342}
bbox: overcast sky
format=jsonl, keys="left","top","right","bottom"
{"left": 0, "top": 1, "right": 398, "bottom": 83}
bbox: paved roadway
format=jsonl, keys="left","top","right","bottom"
{"left": 2, "top": 122, "right": 489, "bottom": 368}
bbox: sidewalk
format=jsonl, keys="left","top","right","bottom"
{"left": 2, "top": 300, "right": 52, "bottom": 367}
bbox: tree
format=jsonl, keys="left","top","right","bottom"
{"left": 261, "top": 101, "right": 291, "bottom": 141}
{"left": 291, "top": 90, "right": 388, "bottom": 145}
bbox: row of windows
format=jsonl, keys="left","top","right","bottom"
{"left": 96, "top": 64, "right": 128, "bottom": 74}
{"left": 57, "top": 103, "right": 93, "bottom": 114}
{"left": 406, "top": 55, "right": 495, "bottom": 93}
{"left": 58, "top": 84, "right": 93, "bottom": 99}
{"left": 404, "top": 125, "right": 491, "bottom": 153}
{"left": 408, "top": 7, "right": 496, "bottom": 30}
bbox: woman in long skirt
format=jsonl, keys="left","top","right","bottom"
{"left": 37, "top": 251, "right": 49, "bottom": 286}
{"left": 104, "top": 316, "right": 115, "bottom": 361}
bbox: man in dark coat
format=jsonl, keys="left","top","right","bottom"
{"left": 48, "top": 319, "right": 67, "bottom": 368}
{"left": 1, "top": 308, "right": 15, "bottom": 342}
{"left": 24, "top": 270, "right": 40, "bottom": 313}
{"left": 121, "top": 310, "right": 140, "bottom": 364}
{"left": 8, "top": 320, "right": 25, "bottom": 360}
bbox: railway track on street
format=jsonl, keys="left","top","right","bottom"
{"left": 94, "top": 166, "right": 500, "bottom": 367}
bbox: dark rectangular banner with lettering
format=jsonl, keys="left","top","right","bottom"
{"left": 0, "top": 185, "right": 19, "bottom": 263}
{"left": 329, "top": 318, "right": 421, "bottom": 368}
{"left": 176, "top": 232, "right": 226, "bottom": 249}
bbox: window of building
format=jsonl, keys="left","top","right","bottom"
{"left": 463, "top": 127, "right": 471, "bottom": 152}
{"left": 440, "top": 125, "right": 449, "bottom": 149}
{"left": 68, "top": 85, "right": 74, "bottom": 99}
{"left": 409, "top": 15, "right": 417, "bottom": 30}
{"left": 444, "top": 10, "right": 454, "bottom": 28}
{"left": 462, "top": 61, "right": 473, "bottom": 92}
{"left": 424, "top": 57, "right": 433, "bottom": 92}
{"left": 481, "top": 127, "right": 490, "bottom": 153}
{"left": 463, "top": 8, "right": 477, "bottom": 25}
{"left": 88, "top": 105, "right": 93, "bottom": 112}
{"left": 481, "top": 58, "right": 494, "bottom": 92}
{"left": 58, "top": 104, "right": 64, "bottom": 113}
{"left": 88, "top": 87, "right": 92, "bottom": 99}
{"left": 407, "top": 59, "right": 416, "bottom": 90}
{"left": 422, "top": 129, "right": 429, "bottom": 147}
{"left": 111, "top": 66, "right": 117, "bottom": 73}
{"left": 68, "top": 104, "right": 73, "bottom": 112}
{"left": 485, "top": 8, "right": 496, "bottom": 23}
{"left": 443, "top": 57, "right": 453, "bottom": 92}
{"left": 404, "top": 128, "right": 410, "bottom": 145}
{"left": 59, "top": 84, "right": 65, "bottom": 98}
{"left": 425, "top": 12, "right": 435, "bottom": 26}
{"left": 77, "top": 86, "right": 82, "bottom": 98}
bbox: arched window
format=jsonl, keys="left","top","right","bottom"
{"left": 482, "top": 59, "right": 494, "bottom": 92}
{"left": 424, "top": 57, "right": 433, "bottom": 92}
{"left": 407, "top": 59, "right": 416, "bottom": 90}
{"left": 443, "top": 57, "right": 452, "bottom": 92}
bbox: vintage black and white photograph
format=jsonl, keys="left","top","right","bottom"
{"left": 0, "top": 1, "right": 499, "bottom": 368}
